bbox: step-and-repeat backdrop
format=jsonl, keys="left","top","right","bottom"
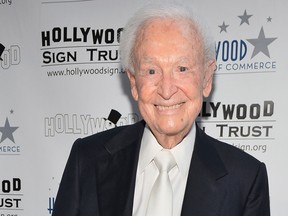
{"left": 1, "top": 0, "right": 287, "bottom": 215}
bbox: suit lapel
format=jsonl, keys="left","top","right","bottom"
{"left": 96, "top": 121, "right": 145, "bottom": 216}
{"left": 181, "top": 126, "right": 228, "bottom": 216}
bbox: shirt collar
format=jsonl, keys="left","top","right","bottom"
{"left": 170, "top": 123, "right": 196, "bottom": 177}
{"left": 137, "top": 126, "right": 162, "bottom": 175}
{"left": 137, "top": 123, "right": 196, "bottom": 177}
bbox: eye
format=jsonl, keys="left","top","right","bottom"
{"left": 179, "top": 66, "right": 188, "bottom": 72}
{"left": 139, "top": 65, "right": 159, "bottom": 77}
{"left": 149, "top": 69, "right": 155, "bottom": 75}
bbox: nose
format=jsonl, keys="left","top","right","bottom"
{"left": 157, "top": 72, "right": 178, "bottom": 100}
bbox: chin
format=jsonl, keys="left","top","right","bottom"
{"left": 157, "top": 124, "right": 186, "bottom": 136}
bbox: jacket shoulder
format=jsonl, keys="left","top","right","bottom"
{"left": 72, "top": 120, "right": 145, "bottom": 156}
{"left": 197, "top": 127, "right": 264, "bottom": 171}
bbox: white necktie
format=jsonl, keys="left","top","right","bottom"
{"left": 146, "top": 149, "right": 177, "bottom": 216}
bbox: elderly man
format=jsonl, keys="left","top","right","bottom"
{"left": 52, "top": 3, "right": 270, "bottom": 216}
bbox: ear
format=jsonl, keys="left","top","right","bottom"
{"left": 202, "top": 59, "right": 216, "bottom": 97}
{"left": 126, "top": 70, "right": 139, "bottom": 101}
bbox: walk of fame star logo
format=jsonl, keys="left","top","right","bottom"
{"left": 218, "top": 9, "right": 277, "bottom": 59}
{"left": 0, "top": 118, "right": 19, "bottom": 143}
{"left": 247, "top": 27, "right": 277, "bottom": 58}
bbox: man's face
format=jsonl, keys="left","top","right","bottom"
{"left": 127, "top": 19, "right": 215, "bottom": 144}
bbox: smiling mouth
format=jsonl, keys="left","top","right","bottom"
{"left": 156, "top": 102, "right": 184, "bottom": 111}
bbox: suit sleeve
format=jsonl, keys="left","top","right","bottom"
{"left": 52, "top": 139, "right": 81, "bottom": 216}
{"left": 243, "top": 162, "right": 270, "bottom": 216}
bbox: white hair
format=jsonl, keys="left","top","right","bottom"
{"left": 119, "top": 2, "right": 215, "bottom": 73}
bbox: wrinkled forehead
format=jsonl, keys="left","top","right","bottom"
{"left": 134, "top": 18, "right": 204, "bottom": 52}
{"left": 133, "top": 18, "right": 205, "bottom": 63}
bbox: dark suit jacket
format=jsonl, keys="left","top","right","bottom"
{"left": 52, "top": 120, "right": 270, "bottom": 216}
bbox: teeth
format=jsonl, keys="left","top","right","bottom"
{"left": 157, "top": 103, "right": 182, "bottom": 110}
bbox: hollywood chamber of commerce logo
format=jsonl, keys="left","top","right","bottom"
{"left": 44, "top": 109, "right": 139, "bottom": 137}
{"left": 216, "top": 9, "right": 277, "bottom": 74}
{"left": 0, "top": 110, "right": 21, "bottom": 154}
{"left": 0, "top": 42, "right": 21, "bottom": 70}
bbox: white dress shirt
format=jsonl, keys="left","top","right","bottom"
{"left": 132, "top": 123, "right": 196, "bottom": 216}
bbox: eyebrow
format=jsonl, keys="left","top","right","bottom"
{"left": 140, "top": 56, "right": 155, "bottom": 64}
{"left": 140, "top": 56, "right": 190, "bottom": 64}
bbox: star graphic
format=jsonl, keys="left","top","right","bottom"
{"left": 267, "top": 16, "right": 272, "bottom": 22}
{"left": 0, "top": 118, "right": 19, "bottom": 143}
{"left": 246, "top": 27, "right": 277, "bottom": 58}
{"left": 238, "top": 10, "right": 253, "bottom": 25}
{"left": 218, "top": 21, "right": 229, "bottom": 33}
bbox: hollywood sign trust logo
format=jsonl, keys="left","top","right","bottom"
{"left": 44, "top": 109, "right": 139, "bottom": 137}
